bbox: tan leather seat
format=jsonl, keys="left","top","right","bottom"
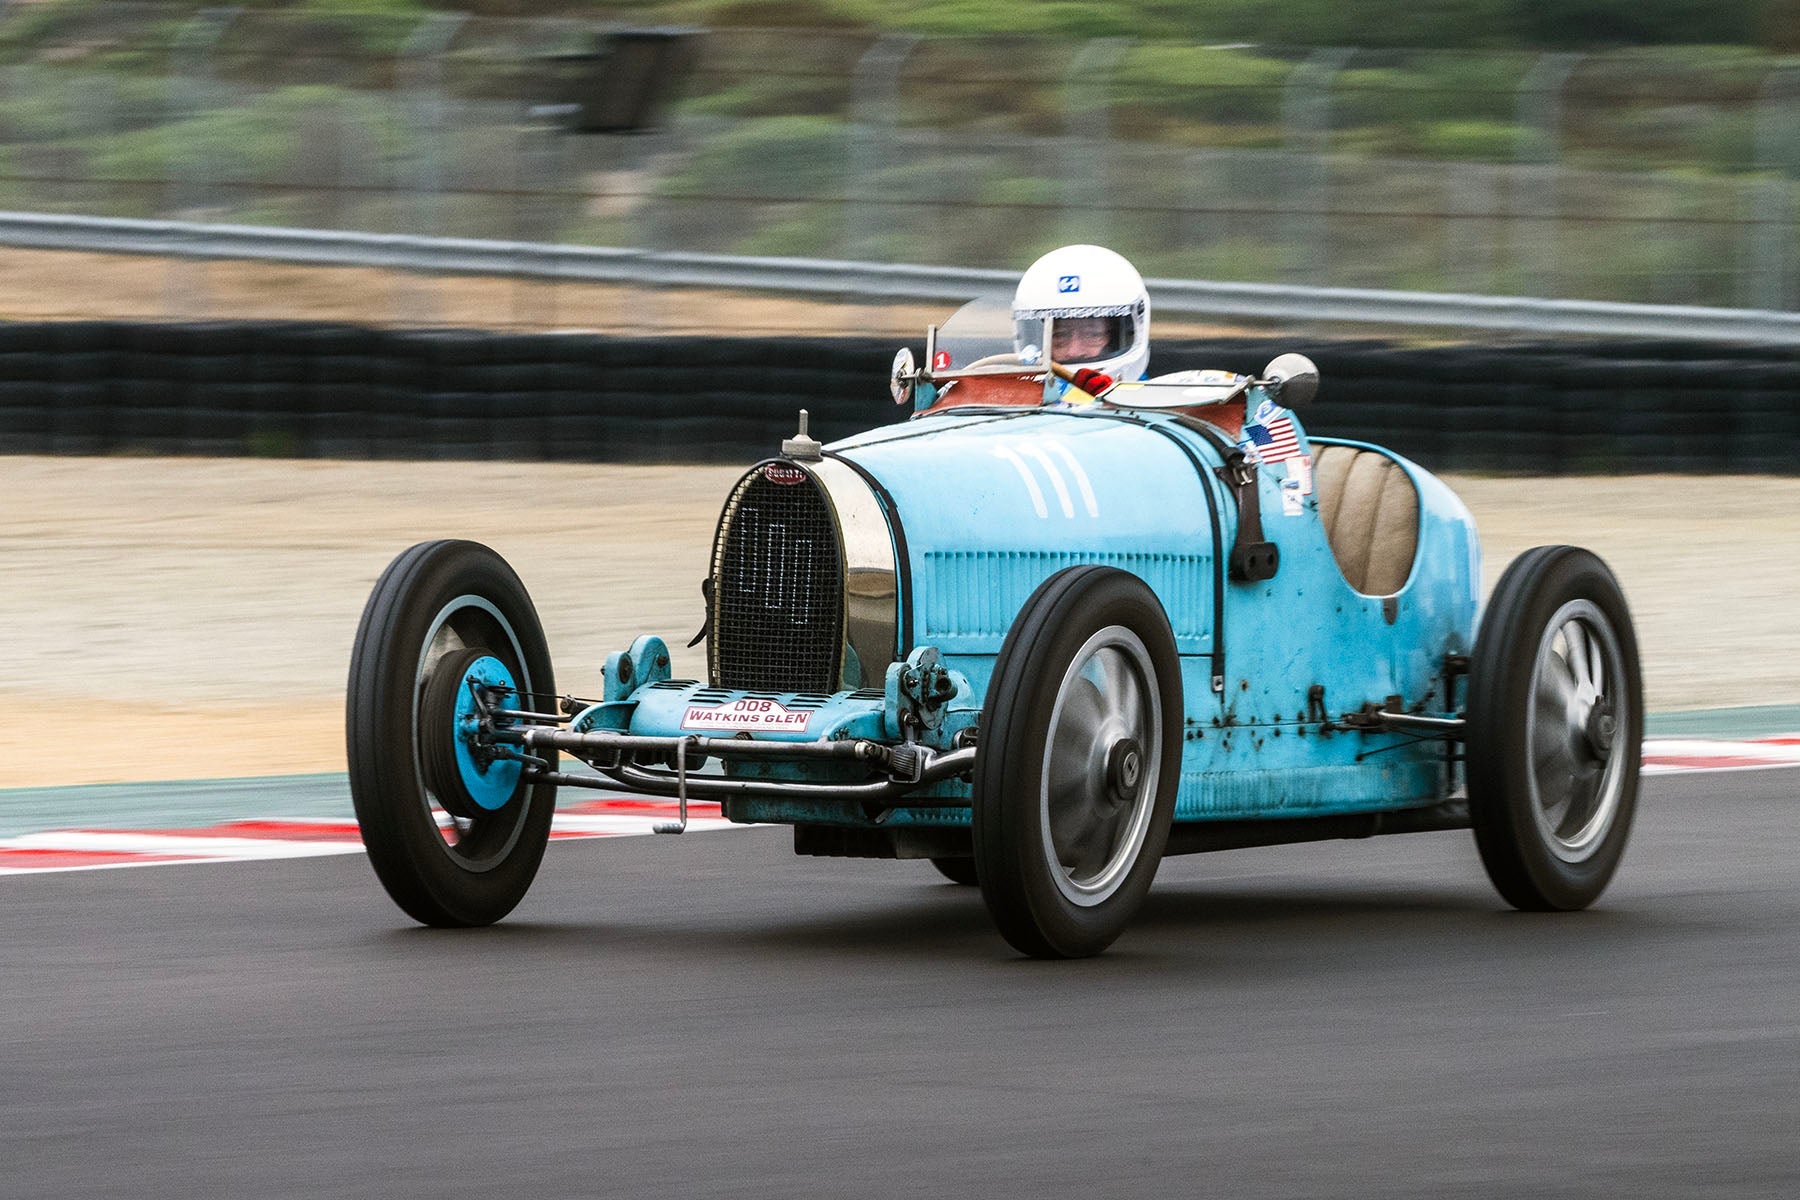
{"left": 1312, "top": 445, "right": 1420, "bottom": 596}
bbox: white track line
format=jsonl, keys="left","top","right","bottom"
{"left": 0, "top": 802, "right": 749, "bottom": 875}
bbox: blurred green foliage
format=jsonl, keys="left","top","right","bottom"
{"left": 1417, "top": 119, "right": 1522, "bottom": 160}
{"left": 88, "top": 84, "right": 401, "bottom": 181}
{"left": 662, "top": 115, "right": 850, "bottom": 198}
{"left": 684, "top": 0, "right": 1775, "bottom": 47}
{"left": 3, "top": 0, "right": 1797, "bottom": 306}
{"left": 1113, "top": 44, "right": 1294, "bottom": 142}
{"left": 0, "top": 0, "right": 1787, "bottom": 48}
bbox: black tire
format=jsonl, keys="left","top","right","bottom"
{"left": 1467, "top": 545, "right": 1642, "bottom": 911}
{"left": 929, "top": 856, "right": 979, "bottom": 886}
{"left": 972, "top": 567, "right": 1182, "bottom": 958}
{"left": 347, "top": 539, "right": 558, "bottom": 927}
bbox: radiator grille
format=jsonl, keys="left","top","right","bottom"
{"left": 710, "top": 464, "right": 844, "bottom": 693}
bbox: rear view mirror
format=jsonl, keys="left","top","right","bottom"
{"left": 890, "top": 347, "right": 916, "bottom": 406}
{"left": 1260, "top": 354, "right": 1319, "bottom": 408}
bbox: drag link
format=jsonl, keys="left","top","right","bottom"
{"left": 487, "top": 706, "right": 575, "bottom": 725}
{"left": 514, "top": 744, "right": 979, "bottom": 804}
{"left": 598, "top": 747, "right": 977, "bottom": 804}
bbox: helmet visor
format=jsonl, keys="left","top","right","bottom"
{"left": 1016, "top": 314, "right": 1134, "bottom": 366}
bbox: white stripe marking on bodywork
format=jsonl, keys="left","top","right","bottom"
{"left": 1019, "top": 445, "right": 1075, "bottom": 518}
{"left": 1042, "top": 438, "right": 1100, "bottom": 517}
{"left": 992, "top": 446, "right": 1049, "bottom": 518}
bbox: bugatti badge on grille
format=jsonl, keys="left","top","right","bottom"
{"left": 762, "top": 463, "right": 808, "bottom": 485}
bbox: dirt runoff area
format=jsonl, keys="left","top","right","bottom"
{"left": 2, "top": 455, "right": 1796, "bottom": 789}
{"left": 0, "top": 246, "right": 1273, "bottom": 339}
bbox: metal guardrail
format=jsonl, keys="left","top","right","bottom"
{"left": 5, "top": 210, "right": 1800, "bottom": 345}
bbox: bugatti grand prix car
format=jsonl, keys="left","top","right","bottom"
{"left": 347, "top": 305, "right": 1643, "bottom": 958}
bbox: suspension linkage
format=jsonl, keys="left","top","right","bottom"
{"left": 498, "top": 726, "right": 900, "bottom": 768}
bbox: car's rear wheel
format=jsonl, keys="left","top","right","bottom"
{"left": 973, "top": 567, "right": 1182, "bottom": 958}
{"left": 347, "top": 539, "right": 558, "bottom": 927}
{"left": 1466, "top": 545, "right": 1642, "bottom": 911}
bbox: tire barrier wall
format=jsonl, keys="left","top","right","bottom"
{"left": 0, "top": 321, "right": 1795, "bottom": 473}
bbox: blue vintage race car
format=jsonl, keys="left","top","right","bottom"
{"left": 347, "top": 305, "right": 1643, "bottom": 958}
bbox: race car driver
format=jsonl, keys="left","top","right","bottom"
{"left": 1012, "top": 243, "right": 1150, "bottom": 398}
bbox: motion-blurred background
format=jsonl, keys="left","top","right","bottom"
{"left": 9, "top": 15, "right": 1800, "bottom": 1194}
{"left": 3, "top": 0, "right": 1800, "bottom": 329}
{"left": 4, "top": 0, "right": 1799, "bottom": 467}
{"left": 4, "top": 0, "right": 1799, "bottom": 789}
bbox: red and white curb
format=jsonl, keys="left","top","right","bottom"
{"left": 1642, "top": 735, "right": 1800, "bottom": 775}
{"left": 4, "top": 742, "right": 1796, "bottom": 876}
{"left": 0, "top": 798, "right": 739, "bottom": 876}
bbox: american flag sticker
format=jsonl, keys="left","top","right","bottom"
{"left": 1244, "top": 413, "right": 1304, "bottom": 463}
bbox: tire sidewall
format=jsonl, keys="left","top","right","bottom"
{"left": 974, "top": 567, "right": 1183, "bottom": 958}
{"left": 348, "top": 540, "right": 557, "bottom": 926}
{"left": 1468, "top": 546, "right": 1642, "bottom": 910}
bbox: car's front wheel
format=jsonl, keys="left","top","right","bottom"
{"left": 972, "top": 566, "right": 1182, "bottom": 958}
{"left": 1466, "top": 545, "right": 1642, "bottom": 911}
{"left": 347, "top": 539, "right": 559, "bottom": 927}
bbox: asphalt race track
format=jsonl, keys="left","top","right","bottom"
{"left": 5, "top": 769, "right": 1798, "bottom": 1198}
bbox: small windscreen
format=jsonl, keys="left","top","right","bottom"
{"left": 931, "top": 295, "right": 1016, "bottom": 371}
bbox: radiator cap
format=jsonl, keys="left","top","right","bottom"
{"left": 781, "top": 409, "right": 823, "bottom": 461}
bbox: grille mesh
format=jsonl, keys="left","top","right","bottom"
{"left": 711, "top": 465, "right": 844, "bottom": 693}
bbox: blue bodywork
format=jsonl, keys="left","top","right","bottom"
{"left": 596, "top": 385, "right": 1479, "bottom": 831}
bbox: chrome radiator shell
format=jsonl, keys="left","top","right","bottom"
{"left": 707, "top": 458, "right": 899, "bottom": 692}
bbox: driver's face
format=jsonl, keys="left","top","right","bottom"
{"left": 1052, "top": 317, "right": 1112, "bottom": 362}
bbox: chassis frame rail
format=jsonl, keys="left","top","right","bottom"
{"left": 504, "top": 726, "right": 979, "bottom": 832}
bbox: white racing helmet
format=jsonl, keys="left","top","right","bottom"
{"left": 1012, "top": 244, "right": 1150, "bottom": 382}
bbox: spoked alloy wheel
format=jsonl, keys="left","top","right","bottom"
{"left": 347, "top": 540, "right": 558, "bottom": 927}
{"left": 1040, "top": 628, "right": 1163, "bottom": 903}
{"left": 973, "top": 567, "right": 1182, "bottom": 958}
{"left": 1467, "top": 545, "right": 1642, "bottom": 911}
{"left": 1525, "top": 601, "right": 1630, "bottom": 862}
